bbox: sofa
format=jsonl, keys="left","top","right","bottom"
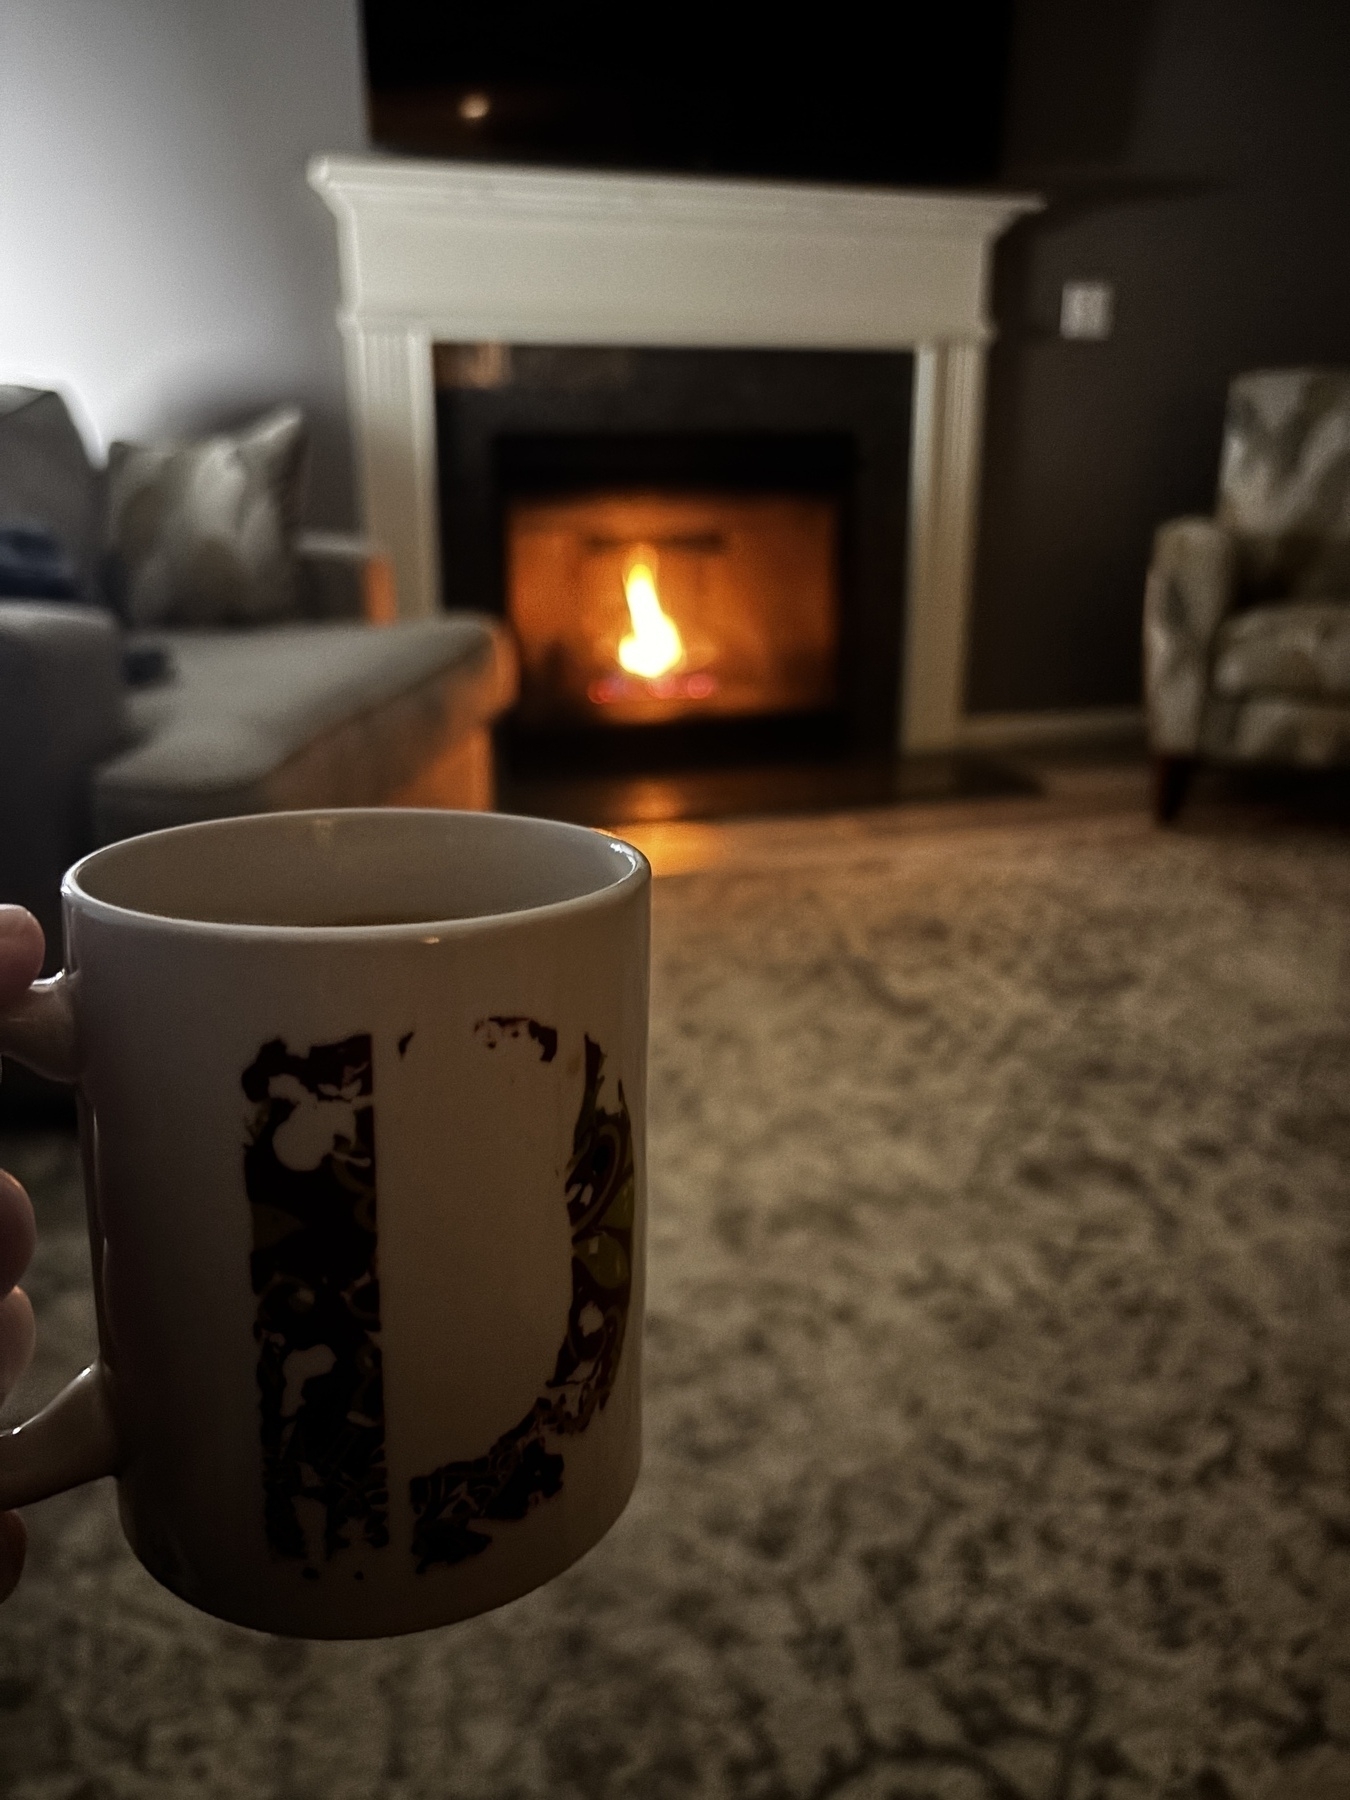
{"left": 0, "top": 388, "right": 517, "bottom": 963}
{"left": 1143, "top": 367, "right": 1350, "bottom": 820}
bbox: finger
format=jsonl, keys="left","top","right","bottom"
{"left": 0, "top": 906, "right": 44, "bottom": 1004}
{"left": 0, "top": 1511, "right": 25, "bottom": 1603}
{"left": 0, "top": 1287, "right": 35, "bottom": 1404}
{"left": 0, "top": 1172, "right": 36, "bottom": 1298}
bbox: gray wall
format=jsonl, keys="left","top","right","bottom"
{"left": 6, "top": 0, "right": 1343, "bottom": 700}
{"left": 969, "top": 0, "right": 1350, "bottom": 715}
{"left": 0, "top": 0, "right": 368, "bottom": 525}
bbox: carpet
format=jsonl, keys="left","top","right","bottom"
{"left": 3, "top": 810, "right": 1350, "bottom": 1800}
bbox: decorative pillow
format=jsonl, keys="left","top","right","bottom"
{"left": 0, "top": 525, "right": 80, "bottom": 599}
{"left": 105, "top": 407, "right": 307, "bottom": 627}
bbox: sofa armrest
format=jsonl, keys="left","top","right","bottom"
{"left": 294, "top": 531, "right": 397, "bottom": 624}
{"left": 0, "top": 603, "right": 126, "bottom": 958}
{"left": 1143, "top": 516, "right": 1239, "bottom": 754}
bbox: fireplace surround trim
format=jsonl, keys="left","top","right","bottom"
{"left": 309, "top": 155, "right": 1040, "bottom": 752}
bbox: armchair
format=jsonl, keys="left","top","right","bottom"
{"left": 1143, "top": 368, "right": 1350, "bottom": 819}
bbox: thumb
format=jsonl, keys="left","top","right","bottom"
{"left": 0, "top": 909, "right": 44, "bottom": 1004}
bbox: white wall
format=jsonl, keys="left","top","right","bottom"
{"left": 0, "top": 0, "right": 368, "bottom": 523}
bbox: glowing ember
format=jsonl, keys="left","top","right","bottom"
{"left": 589, "top": 670, "right": 717, "bottom": 706}
{"left": 618, "top": 558, "right": 684, "bottom": 679}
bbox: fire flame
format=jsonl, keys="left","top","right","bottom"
{"left": 618, "top": 557, "right": 684, "bottom": 680}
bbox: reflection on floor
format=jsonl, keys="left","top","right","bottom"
{"left": 497, "top": 751, "right": 1038, "bottom": 834}
{"left": 614, "top": 752, "right": 1150, "bottom": 875}
{"left": 511, "top": 749, "right": 1350, "bottom": 879}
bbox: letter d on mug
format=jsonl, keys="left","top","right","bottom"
{"left": 0, "top": 810, "right": 649, "bottom": 1638}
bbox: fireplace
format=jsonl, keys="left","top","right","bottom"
{"left": 308, "top": 157, "right": 1040, "bottom": 754}
{"left": 435, "top": 346, "right": 915, "bottom": 783}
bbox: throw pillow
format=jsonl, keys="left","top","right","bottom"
{"left": 105, "top": 407, "right": 307, "bottom": 627}
{"left": 0, "top": 525, "right": 80, "bottom": 599}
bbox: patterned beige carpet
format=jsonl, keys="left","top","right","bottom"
{"left": 4, "top": 806, "right": 1350, "bottom": 1799}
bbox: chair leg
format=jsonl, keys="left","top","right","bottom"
{"left": 1153, "top": 755, "right": 1195, "bottom": 824}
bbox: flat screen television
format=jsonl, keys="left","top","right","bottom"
{"left": 361, "top": 2, "right": 1013, "bottom": 188}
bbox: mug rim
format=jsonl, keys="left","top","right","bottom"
{"left": 63, "top": 807, "right": 649, "bottom": 939}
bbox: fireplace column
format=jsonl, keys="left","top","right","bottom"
{"left": 341, "top": 323, "right": 440, "bottom": 627}
{"left": 904, "top": 341, "right": 988, "bottom": 752}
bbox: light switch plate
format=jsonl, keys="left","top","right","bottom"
{"left": 1060, "top": 281, "right": 1115, "bottom": 340}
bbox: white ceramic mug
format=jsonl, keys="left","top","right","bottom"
{"left": 0, "top": 808, "right": 648, "bottom": 1638}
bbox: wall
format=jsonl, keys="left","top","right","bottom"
{"left": 968, "top": 0, "right": 1350, "bottom": 715}
{"left": 0, "top": 1, "right": 368, "bottom": 524}
{"left": 9, "top": 2, "right": 1342, "bottom": 695}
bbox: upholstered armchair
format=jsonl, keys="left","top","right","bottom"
{"left": 1143, "top": 368, "right": 1350, "bottom": 819}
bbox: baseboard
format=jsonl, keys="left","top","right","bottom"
{"left": 955, "top": 706, "right": 1144, "bottom": 753}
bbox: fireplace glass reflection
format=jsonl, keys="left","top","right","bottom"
{"left": 507, "top": 490, "right": 841, "bottom": 731}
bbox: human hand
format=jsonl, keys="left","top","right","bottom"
{"left": 0, "top": 906, "right": 44, "bottom": 1600}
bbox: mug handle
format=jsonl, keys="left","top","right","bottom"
{"left": 0, "top": 975, "right": 121, "bottom": 1508}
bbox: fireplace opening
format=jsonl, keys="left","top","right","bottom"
{"left": 510, "top": 490, "right": 840, "bottom": 727}
{"left": 499, "top": 429, "right": 852, "bottom": 774}
{"left": 434, "top": 346, "right": 918, "bottom": 808}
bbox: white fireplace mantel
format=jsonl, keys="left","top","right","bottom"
{"left": 309, "top": 154, "right": 1040, "bottom": 752}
